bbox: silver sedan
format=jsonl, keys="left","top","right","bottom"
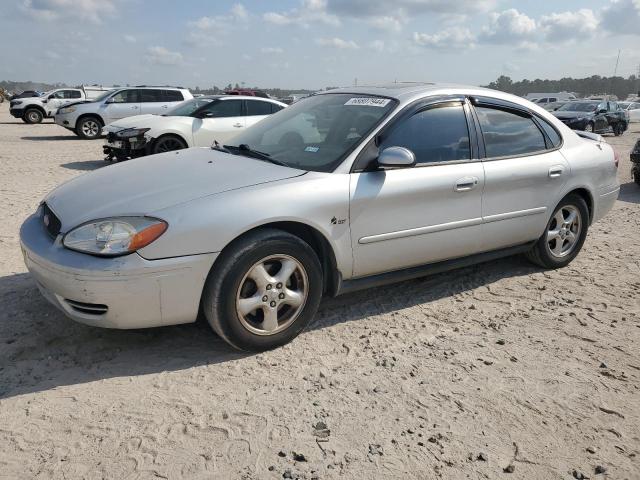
{"left": 20, "top": 84, "right": 620, "bottom": 351}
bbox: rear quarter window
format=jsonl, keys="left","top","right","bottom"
{"left": 476, "top": 106, "right": 547, "bottom": 158}
{"left": 163, "top": 90, "right": 184, "bottom": 102}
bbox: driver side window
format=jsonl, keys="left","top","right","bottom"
{"left": 201, "top": 100, "right": 243, "bottom": 118}
{"left": 378, "top": 103, "right": 471, "bottom": 164}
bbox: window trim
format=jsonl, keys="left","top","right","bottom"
{"left": 469, "top": 96, "right": 563, "bottom": 162}
{"left": 351, "top": 95, "right": 478, "bottom": 173}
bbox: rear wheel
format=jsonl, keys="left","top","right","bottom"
{"left": 613, "top": 122, "right": 625, "bottom": 136}
{"left": 76, "top": 116, "right": 102, "bottom": 139}
{"left": 583, "top": 122, "right": 594, "bottom": 133}
{"left": 526, "top": 194, "right": 589, "bottom": 269}
{"left": 202, "top": 229, "right": 323, "bottom": 351}
{"left": 152, "top": 135, "right": 187, "bottom": 154}
{"left": 23, "top": 108, "right": 43, "bottom": 124}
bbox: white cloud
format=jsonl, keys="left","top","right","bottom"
{"left": 261, "top": 47, "right": 284, "bottom": 54}
{"left": 231, "top": 3, "right": 248, "bottom": 20}
{"left": 540, "top": 9, "right": 598, "bottom": 42}
{"left": 264, "top": 0, "right": 340, "bottom": 27}
{"left": 369, "top": 40, "right": 385, "bottom": 52}
{"left": 123, "top": 34, "right": 136, "bottom": 43}
{"left": 479, "top": 9, "right": 537, "bottom": 45}
{"left": 316, "top": 37, "right": 359, "bottom": 49}
{"left": 601, "top": 0, "right": 640, "bottom": 36}
{"left": 367, "top": 15, "right": 406, "bottom": 32}
{"left": 21, "top": 0, "right": 117, "bottom": 23}
{"left": 146, "top": 46, "right": 183, "bottom": 66}
{"left": 413, "top": 27, "right": 475, "bottom": 51}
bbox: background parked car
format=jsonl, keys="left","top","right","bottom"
{"left": 9, "top": 86, "right": 112, "bottom": 124}
{"left": 103, "top": 95, "right": 286, "bottom": 160}
{"left": 552, "top": 100, "right": 628, "bottom": 135}
{"left": 9, "top": 90, "right": 41, "bottom": 101}
{"left": 54, "top": 86, "right": 193, "bottom": 139}
{"left": 618, "top": 101, "right": 640, "bottom": 123}
{"left": 631, "top": 138, "right": 640, "bottom": 186}
{"left": 224, "top": 89, "right": 269, "bottom": 98}
{"left": 541, "top": 100, "right": 571, "bottom": 112}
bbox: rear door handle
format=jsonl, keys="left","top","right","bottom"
{"left": 454, "top": 176, "right": 478, "bottom": 192}
{"left": 549, "top": 165, "right": 565, "bottom": 178}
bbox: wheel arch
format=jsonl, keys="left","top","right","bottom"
{"left": 152, "top": 132, "right": 190, "bottom": 150}
{"left": 77, "top": 112, "right": 105, "bottom": 126}
{"left": 24, "top": 104, "right": 46, "bottom": 115}
{"left": 215, "top": 221, "right": 341, "bottom": 296}
{"left": 565, "top": 187, "right": 594, "bottom": 224}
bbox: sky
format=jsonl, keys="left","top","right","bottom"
{"left": 1, "top": 0, "right": 639, "bottom": 90}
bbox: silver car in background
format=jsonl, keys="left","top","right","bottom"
{"left": 20, "top": 83, "right": 619, "bottom": 351}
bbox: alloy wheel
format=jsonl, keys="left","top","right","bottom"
{"left": 584, "top": 123, "right": 593, "bottom": 133}
{"left": 82, "top": 120, "right": 99, "bottom": 137}
{"left": 156, "top": 137, "right": 184, "bottom": 152}
{"left": 235, "top": 254, "right": 308, "bottom": 335}
{"left": 546, "top": 205, "right": 581, "bottom": 258}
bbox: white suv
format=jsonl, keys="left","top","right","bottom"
{"left": 55, "top": 86, "right": 193, "bottom": 139}
{"left": 10, "top": 88, "right": 108, "bottom": 124}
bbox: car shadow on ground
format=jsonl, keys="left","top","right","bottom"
{"left": 21, "top": 135, "right": 78, "bottom": 141}
{"left": 618, "top": 181, "right": 640, "bottom": 204}
{"left": 0, "top": 254, "right": 537, "bottom": 400}
{"left": 60, "top": 160, "right": 108, "bottom": 171}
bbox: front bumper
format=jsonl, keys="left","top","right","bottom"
{"left": 103, "top": 132, "right": 152, "bottom": 161}
{"left": 20, "top": 213, "right": 218, "bottom": 329}
{"left": 54, "top": 113, "right": 76, "bottom": 129}
{"left": 10, "top": 108, "right": 24, "bottom": 118}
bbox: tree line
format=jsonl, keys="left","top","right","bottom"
{"left": 484, "top": 75, "right": 640, "bottom": 100}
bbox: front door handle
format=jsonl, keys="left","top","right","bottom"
{"left": 233, "top": 123, "right": 243, "bottom": 128}
{"left": 549, "top": 165, "right": 565, "bottom": 178}
{"left": 454, "top": 176, "right": 478, "bottom": 192}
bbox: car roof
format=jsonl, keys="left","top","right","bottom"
{"left": 196, "top": 95, "right": 284, "bottom": 103}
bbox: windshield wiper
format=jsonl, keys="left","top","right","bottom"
{"left": 224, "top": 144, "right": 289, "bottom": 167}
{"left": 211, "top": 140, "right": 231, "bottom": 154}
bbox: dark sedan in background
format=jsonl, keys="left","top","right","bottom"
{"left": 552, "top": 100, "right": 628, "bottom": 135}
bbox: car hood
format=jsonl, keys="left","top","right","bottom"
{"left": 44, "top": 148, "right": 305, "bottom": 231}
{"left": 104, "top": 114, "right": 190, "bottom": 132}
{"left": 553, "top": 111, "right": 593, "bottom": 120}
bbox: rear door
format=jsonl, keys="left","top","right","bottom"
{"left": 139, "top": 89, "right": 185, "bottom": 115}
{"left": 349, "top": 99, "right": 485, "bottom": 277}
{"left": 244, "top": 99, "right": 279, "bottom": 128}
{"left": 471, "top": 98, "right": 569, "bottom": 250}
{"left": 191, "top": 98, "right": 245, "bottom": 146}
{"left": 102, "top": 89, "right": 141, "bottom": 123}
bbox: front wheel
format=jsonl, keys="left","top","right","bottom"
{"left": 613, "top": 123, "right": 625, "bottom": 136}
{"left": 583, "top": 122, "right": 594, "bottom": 133}
{"left": 76, "top": 116, "right": 102, "bottom": 139}
{"left": 202, "top": 229, "right": 323, "bottom": 351}
{"left": 152, "top": 134, "right": 187, "bottom": 154}
{"left": 526, "top": 194, "right": 589, "bottom": 269}
{"left": 23, "top": 108, "right": 43, "bottom": 124}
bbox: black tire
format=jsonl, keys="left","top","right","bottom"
{"left": 152, "top": 134, "right": 187, "bottom": 154}
{"left": 23, "top": 108, "right": 43, "bottom": 124}
{"left": 76, "top": 116, "right": 103, "bottom": 139}
{"left": 526, "top": 193, "right": 589, "bottom": 269}
{"left": 202, "top": 228, "right": 323, "bottom": 351}
{"left": 613, "top": 122, "right": 625, "bottom": 136}
{"left": 583, "top": 122, "right": 594, "bottom": 133}
{"left": 633, "top": 168, "right": 640, "bottom": 187}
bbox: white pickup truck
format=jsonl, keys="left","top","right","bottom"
{"left": 9, "top": 86, "right": 113, "bottom": 124}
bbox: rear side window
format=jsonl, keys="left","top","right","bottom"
{"left": 69, "top": 90, "right": 81, "bottom": 98}
{"left": 271, "top": 104, "right": 285, "bottom": 113}
{"left": 140, "top": 89, "right": 162, "bottom": 102}
{"left": 246, "top": 100, "right": 273, "bottom": 116}
{"left": 110, "top": 90, "right": 139, "bottom": 103}
{"left": 476, "top": 107, "right": 546, "bottom": 158}
{"left": 162, "top": 90, "right": 184, "bottom": 102}
{"left": 201, "top": 99, "right": 243, "bottom": 117}
{"left": 379, "top": 103, "right": 471, "bottom": 164}
{"left": 537, "top": 118, "right": 562, "bottom": 148}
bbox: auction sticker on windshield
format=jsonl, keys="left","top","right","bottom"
{"left": 345, "top": 98, "right": 391, "bottom": 107}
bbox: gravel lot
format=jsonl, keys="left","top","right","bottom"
{"left": 0, "top": 105, "right": 638, "bottom": 480}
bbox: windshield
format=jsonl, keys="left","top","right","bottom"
{"left": 557, "top": 102, "right": 598, "bottom": 112}
{"left": 93, "top": 90, "right": 116, "bottom": 103}
{"left": 165, "top": 97, "right": 215, "bottom": 116}
{"left": 225, "top": 93, "right": 397, "bottom": 173}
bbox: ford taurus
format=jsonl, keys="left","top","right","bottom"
{"left": 20, "top": 84, "right": 620, "bottom": 351}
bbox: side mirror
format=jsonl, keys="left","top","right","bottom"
{"left": 598, "top": 108, "right": 607, "bottom": 114}
{"left": 377, "top": 146, "right": 416, "bottom": 169}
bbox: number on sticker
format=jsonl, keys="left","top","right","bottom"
{"left": 344, "top": 98, "right": 391, "bottom": 107}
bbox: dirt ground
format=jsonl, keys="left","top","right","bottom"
{"left": 0, "top": 105, "right": 638, "bottom": 480}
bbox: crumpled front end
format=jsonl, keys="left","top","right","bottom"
{"left": 103, "top": 129, "right": 152, "bottom": 162}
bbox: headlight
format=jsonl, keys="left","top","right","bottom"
{"left": 63, "top": 217, "right": 167, "bottom": 257}
{"left": 13, "top": 100, "right": 22, "bottom": 105}
{"left": 116, "top": 127, "right": 150, "bottom": 139}
{"left": 59, "top": 106, "right": 76, "bottom": 114}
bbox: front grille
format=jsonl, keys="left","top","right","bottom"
{"left": 65, "top": 299, "right": 109, "bottom": 316}
{"left": 42, "top": 203, "right": 62, "bottom": 238}
{"left": 106, "top": 132, "right": 116, "bottom": 143}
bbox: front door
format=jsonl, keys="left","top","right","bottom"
{"left": 101, "top": 89, "right": 141, "bottom": 123}
{"left": 473, "top": 102, "right": 570, "bottom": 250}
{"left": 192, "top": 99, "right": 245, "bottom": 146}
{"left": 349, "top": 101, "right": 485, "bottom": 278}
